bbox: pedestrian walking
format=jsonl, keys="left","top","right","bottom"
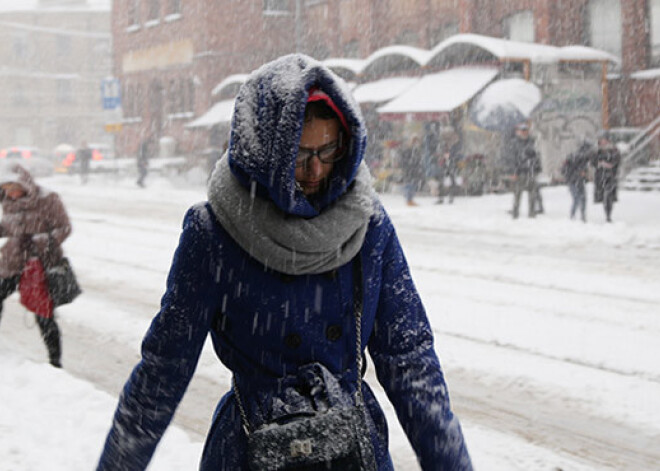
{"left": 561, "top": 141, "right": 592, "bottom": 222}
{"left": 0, "top": 165, "right": 73, "bottom": 367}
{"left": 76, "top": 141, "right": 92, "bottom": 184}
{"left": 592, "top": 132, "right": 621, "bottom": 222}
{"left": 136, "top": 135, "right": 154, "bottom": 188}
{"left": 97, "top": 54, "right": 472, "bottom": 471}
{"left": 437, "top": 134, "right": 461, "bottom": 204}
{"left": 400, "top": 135, "right": 425, "bottom": 206}
{"left": 504, "top": 123, "right": 542, "bottom": 219}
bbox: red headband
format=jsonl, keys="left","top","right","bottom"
{"left": 307, "top": 87, "right": 349, "bottom": 133}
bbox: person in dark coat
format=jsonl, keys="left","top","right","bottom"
{"left": 436, "top": 134, "right": 461, "bottom": 204}
{"left": 97, "top": 54, "right": 472, "bottom": 471}
{"left": 561, "top": 141, "right": 592, "bottom": 222}
{"left": 76, "top": 140, "right": 92, "bottom": 184}
{"left": 592, "top": 132, "right": 621, "bottom": 222}
{"left": 504, "top": 123, "right": 542, "bottom": 219}
{"left": 0, "top": 164, "right": 71, "bottom": 367}
{"left": 400, "top": 135, "right": 424, "bottom": 206}
{"left": 136, "top": 135, "right": 154, "bottom": 188}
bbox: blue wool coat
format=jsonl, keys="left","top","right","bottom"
{"left": 97, "top": 54, "right": 471, "bottom": 471}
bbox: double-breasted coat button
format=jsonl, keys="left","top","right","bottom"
{"left": 325, "top": 324, "right": 342, "bottom": 341}
{"left": 284, "top": 333, "right": 302, "bottom": 348}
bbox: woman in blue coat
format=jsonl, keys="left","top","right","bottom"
{"left": 97, "top": 54, "right": 472, "bottom": 471}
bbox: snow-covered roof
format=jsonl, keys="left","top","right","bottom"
{"left": 630, "top": 68, "right": 660, "bottom": 80}
{"left": 352, "top": 77, "right": 418, "bottom": 104}
{"left": 211, "top": 74, "right": 249, "bottom": 97}
{"left": 322, "top": 58, "right": 365, "bottom": 75}
{"left": 360, "top": 45, "right": 431, "bottom": 77}
{"left": 0, "top": 0, "right": 110, "bottom": 13}
{"left": 378, "top": 67, "right": 499, "bottom": 115}
{"left": 471, "top": 78, "right": 542, "bottom": 124}
{"left": 425, "top": 34, "right": 619, "bottom": 67}
{"left": 186, "top": 99, "right": 235, "bottom": 128}
{"left": 557, "top": 46, "right": 620, "bottom": 64}
{"left": 364, "top": 45, "right": 431, "bottom": 67}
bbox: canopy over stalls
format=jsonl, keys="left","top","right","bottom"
{"left": 211, "top": 74, "right": 249, "bottom": 99}
{"left": 425, "top": 34, "right": 620, "bottom": 71}
{"left": 185, "top": 99, "right": 235, "bottom": 128}
{"left": 377, "top": 67, "right": 499, "bottom": 121}
{"left": 360, "top": 45, "right": 430, "bottom": 79}
{"left": 352, "top": 77, "right": 418, "bottom": 104}
{"left": 322, "top": 58, "right": 365, "bottom": 82}
{"left": 469, "top": 78, "right": 542, "bottom": 131}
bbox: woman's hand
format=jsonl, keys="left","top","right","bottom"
{"left": 31, "top": 233, "right": 50, "bottom": 255}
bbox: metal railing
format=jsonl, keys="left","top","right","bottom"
{"left": 620, "top": 114, "right": 660, "bottom": 179}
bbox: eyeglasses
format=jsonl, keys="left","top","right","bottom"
{"left": 296, "top": 140, "right": 344, "bottom": 168}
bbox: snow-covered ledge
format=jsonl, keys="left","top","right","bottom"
{"left": 164, "top": 13, "right": 182, "bottom": 23}
{"left": 630, "top": 68, "right": 660, "bottom": 80}
{"left": 125, "top": 24, "right": 140, "bottom": 33}
{"left": 144, "top": 19, "right": 160, "bottom": 29}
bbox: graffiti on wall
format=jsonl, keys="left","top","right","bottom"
{"left": 535, "top": 81, "right": 603, "bottom": 179}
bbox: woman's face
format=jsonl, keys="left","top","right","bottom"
{"left": 295, "top": 116, "right": 340, "bottom": 196}
{"left": 1, "top": 183, "right": 26, "bottom": 200}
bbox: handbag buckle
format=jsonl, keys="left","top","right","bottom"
{"left": 290, "top": 439, "right": 313, "bottom": 457}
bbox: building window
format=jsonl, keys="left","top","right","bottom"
{"left": 148, "top": 0, "right": 160, "bottom": 21}
{"left": 128, "top": 0, "right": 140, "bottom": 26}
{"left": 136, "top": 84, "right": 143, "bottom": 115}
{"left": 57, "top": 79, "right": 74, "bottom": 104}
{"left": 263, "top": 0, "right": 289, "bottom": 13}
{"left": 13, "top": 33, "right": 28, "bottom": 60}
{"left": 186, "top": 78, "right": 195, "bottom": 113}
{"left": 168, "top": 0, "right": 181, "bottom": 14}
{"left": 587, "top": 0, "right": 622, "bottom": 58}
{"left": 57, "top": 35, "right": 71, "bottom": 56}
{"left": 343, "top": 39, "right": 360, "bottom": 58}
{"left": 12, "top": 84, "right": 29, "bottom": 105}
{"left": 652, "top": 0, "right": 660, "bottom": 66}
{"left": 395, "top": 29, "right": 419, "bottom": 46}
{"left": 168, "top": 79, "right": 178, "bottom": 114}
{"left": 504, "top": 11, "right": 535, "bottom": 43}
{"left": 430, "top": 21, "right": 459, "bottom": 46}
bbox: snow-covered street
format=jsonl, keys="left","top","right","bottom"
{"left": 1, "top": 172, "right": 659, "bottom": 470}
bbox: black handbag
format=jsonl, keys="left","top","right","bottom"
{"left": 46, "top": 257, "right": 82, "bottom": 307}
{"left": 234, "top": 256, "right": 377, "bottom": 471}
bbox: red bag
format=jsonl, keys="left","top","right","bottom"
{"left": 19, "top": 258, "right": 54, "bottom": 319}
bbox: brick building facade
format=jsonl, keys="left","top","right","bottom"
{"left": 112, "top": 0, "right": 659, "bottom": 157}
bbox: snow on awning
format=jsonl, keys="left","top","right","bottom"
{"left": 185, "top": 99, "right": 235, "bottom": 128}
{"left": 377, "top": 68, "right": 498, "bottom": 120}
{"left": 425, "top": 34, "right": 620, "bottom": 68}
{"left": 322, "top": 58, "right": 365, "bottom": 75}
{"left": 211, "top": 74, "right": 249, "bottom": 97}
{"left": 352, "top": 77, "right": 419, "bottom": 104}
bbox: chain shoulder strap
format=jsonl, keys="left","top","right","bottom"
{"left": 233, "top": 253, "right": 365, "bottom": 436}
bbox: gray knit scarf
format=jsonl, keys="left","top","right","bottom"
{"left": 207, "top": 156, "right": 376, "bottom": 275}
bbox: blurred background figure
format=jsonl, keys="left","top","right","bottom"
{"left": 76, "top": 141, "right": 92, "bottom": 184}
{"left": 436, "top": 132, "right": 461, "bottom": 205}
{"left": 592, "top": 131, "right": 622, "bottom": 223}
{"left": 137, "top": 134, "right": 154, "bottom": 188}
{"left": 0, "top": 165, "right": 72, "bottom": 368}
{"left": 505, "top": 122, "right": 542, "bottom": 219}
{"left": 562, "top": 141, "right": 592, "bottom": 222}
{"left": 400, "top": 135, "right": 424, "bottom": 206}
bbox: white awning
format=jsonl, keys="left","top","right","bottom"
{"left": 352, "top": 77, "right": 418, "bottom": 104}
{"left": 377, "top": 68, "right": 498, "bottom": 116}
{"left": 185, "top": 99, "right": 235, "bottom": 128}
